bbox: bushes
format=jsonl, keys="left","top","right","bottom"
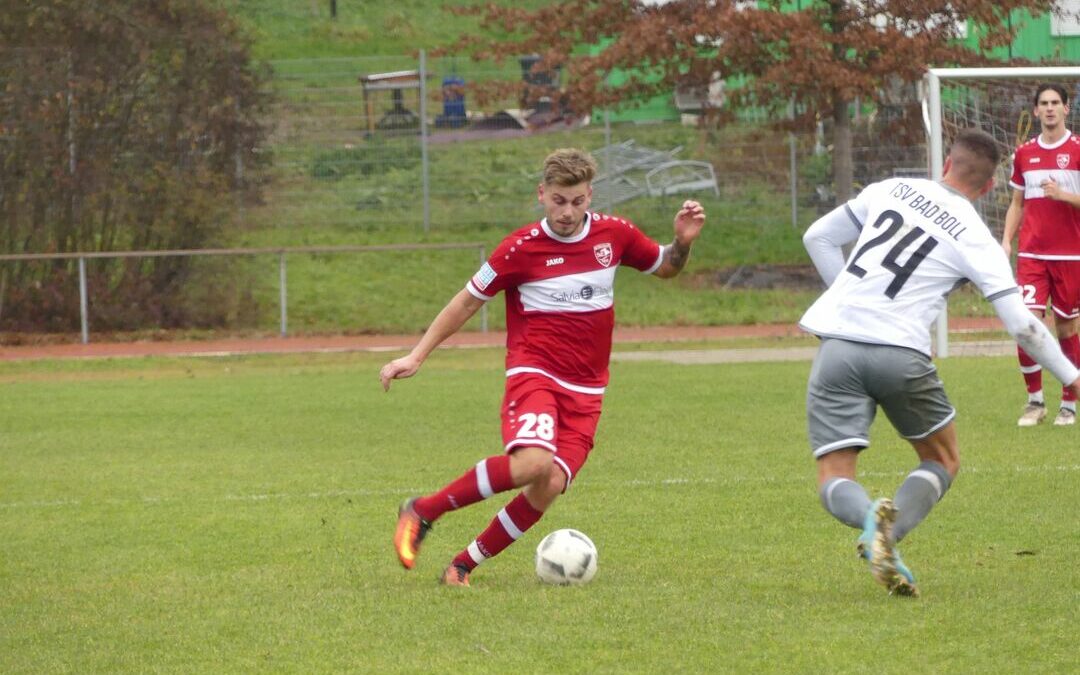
{"left": 0, "top": 0, "right": 271, "bottom": 331}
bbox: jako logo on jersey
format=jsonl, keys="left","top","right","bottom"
{"left": 473, "top": 262, "right": 497, "bottom": 290}
{"left": 593, "top": 242, "right": 613, "bottom": 267}
{"left": 1058, "top": 154, "right": 1071, "bottom": 169}
{"left": 545, "top": 257, "right": 565, "bottom": 267}
{"left": 1030, "top": 157, "right": 1041, "bottom": 163}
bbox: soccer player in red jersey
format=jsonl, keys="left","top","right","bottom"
{"left": 380, "top": 148, "right": 706, "bottom": 585}
{"left": 1002, "top": 83, "right": 1080, "bottom": 427}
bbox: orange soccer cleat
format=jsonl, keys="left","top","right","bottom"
{"left": 394, "top": 497, "right": 432, "bottom": 570}
{"left": 440, "top": 563, "right": 471, "bottom": 587}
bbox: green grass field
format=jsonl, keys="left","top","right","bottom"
{"left": 1, "top": 348, "right": 1075, "bottom": 673}
{"left": 218, "top": 0, "right": 554, "bottom": 59}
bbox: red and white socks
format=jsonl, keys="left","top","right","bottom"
{"left": 1018, "top": 346, "right": 1044, "bottom": 400}
{"left": 451, "top": 492, "right": 545, "bottom": 571}
{"left": 1059, "top": 335, "right": 1079, "bottom": 408}
{"left": 412, "top": 455, "right": 514, "bottom": 522}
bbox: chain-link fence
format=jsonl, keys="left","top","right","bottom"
{"left": 3, "top": 49, "right": 945, "bottom": 336}
{"left": 260, "top": 53, "right": 934, "bottom": 236}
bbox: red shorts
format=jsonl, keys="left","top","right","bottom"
{"left": 500, "top": 372, "right": 604, "bottom": 489}
{"left": 1016, "top": 257, "right": 1080, "bottom": 320}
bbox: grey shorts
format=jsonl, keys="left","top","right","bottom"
{"left": 806, "top": 338, "right": 955, "bottom": 458}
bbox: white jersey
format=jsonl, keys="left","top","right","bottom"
{"left": 800, "top": 177, "right": 1018, "bottom": 355}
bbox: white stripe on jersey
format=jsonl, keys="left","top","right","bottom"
{"left": 1013, "top": 168, "right": 1080, "bottom": 199}
{"left": 1017, "top": 252, "right": 1080, "bottom": 261}
{"left": 505, "top": 366, "right": 607, "bottom": 395}
{"left": 517, "top": 267, "right": 618, "bottom": 313}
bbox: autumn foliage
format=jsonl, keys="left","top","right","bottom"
{"left": 441, "top": 0, "right": 1065, "bottom": 200}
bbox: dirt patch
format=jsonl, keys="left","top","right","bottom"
{"left": 703, "top": 264, "right": 823, "bottom": 290}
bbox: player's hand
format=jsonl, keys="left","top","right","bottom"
{"left": 1001, "top": 239, "right": 1012, "bottom": 257}
{"left": 673, "top": 200, "right": 705, "bottom": 246}
{"left": 1041, "top": 177, "right": 1062, "bottom": 200}
{"left": 379, "top": 355, "right": 421, "bottom": 392}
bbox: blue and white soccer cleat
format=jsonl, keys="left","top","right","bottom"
{"left": 890, "top": 550, "right": 919, "bottom": 597}
{"left": 857, "top": 498, "right": 919, "bottom": 597}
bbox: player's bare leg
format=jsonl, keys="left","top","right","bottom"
{"left": 817, "top": 448, "right": 921, "bottom": 596}
{"left": 859, "top": 423, "right": 959, "bottom": 598}
{"left": 816, "top": 449, "right": 872, "bottom": 529}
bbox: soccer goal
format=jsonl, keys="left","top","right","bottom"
{"left": 924, "top": 66, "right": 1080, "bottom": 357}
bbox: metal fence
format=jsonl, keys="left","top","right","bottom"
{"left": 1, "top": 49, "right": 941, "bottom": 336}
{"left": 261, "top": 53, "right": 932, "bottom": 235}
{"left": 0, "top": 243, "right": 488, "bottom": 343}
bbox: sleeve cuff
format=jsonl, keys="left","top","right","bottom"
{"left": 643, "top": 244, "right": 664, "bottom": 274}
{"left": 465, "top": 281, "right": 493, "bottom": 301}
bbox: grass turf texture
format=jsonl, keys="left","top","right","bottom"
{"left": 1, "top": 349, "right": 1074, "bottom": 672}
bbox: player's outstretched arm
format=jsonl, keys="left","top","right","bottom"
{"left": 993, "top": 292, "right": 1080, "bottom": 388}
{"left": 654, "top": 200, "right": 705, "bottom": 279}
{"left": 379, "top": 289, "right": 485, "bottom": 391}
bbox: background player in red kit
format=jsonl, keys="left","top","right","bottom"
{"left": 1002, "top": 83, "right": 1080, "bottom": 427}
{"left": 380, "top": 148, "right": 705, "bottom": 586}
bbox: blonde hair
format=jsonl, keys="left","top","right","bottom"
{"left": 542, "top": 148, "right": 597, "bottom": 186}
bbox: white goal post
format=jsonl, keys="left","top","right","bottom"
{"left": 924, "top": 66, "right": 1080, "bottom": 357}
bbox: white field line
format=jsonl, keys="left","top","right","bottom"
{"left": 610, "top": 341, "right": 1014, "bottom": 365}
{"left": 1, "top": 464, "right": 1076, "bottom": 511}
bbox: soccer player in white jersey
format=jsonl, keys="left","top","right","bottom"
{"left": 381, "top": 148, "right": 705, "bottom": 586}
{"left": 801, "top": 128, "right": 1080, "bottom": 597}
{"left": 1001, "top": 83, "right": 1080, "bottom": 427}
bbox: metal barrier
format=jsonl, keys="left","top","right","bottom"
{"left": 0, "top": 242, "right": 488, "bottom": 344}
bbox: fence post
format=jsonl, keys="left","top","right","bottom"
{"left": 790, "top": 133, "right": 798, "bottom": 229}
{"left": 420, "top": 49, "right": 431, "bottom": 233}
{"left": 279, "top": 252, "right": 288, "bottom": 337}
{"left": 78, "top": 256, "right": 89, "bottom": 344}
{"left": 603, "top": 110, "right": 612, "bottom": 212}
{"left": 479, "top": 246, "right": 489, "bottom": 333}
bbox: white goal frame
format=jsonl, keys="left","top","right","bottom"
{"left": 924, "top": 66, "right": 1080, "bottom": 357}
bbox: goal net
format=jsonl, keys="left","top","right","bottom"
{"left": 924, "top": 67, "right": 1080, "bottom": 357}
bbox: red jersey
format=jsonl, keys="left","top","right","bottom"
{"left": 1009, "top": 130, "right": 1080, "bottom": 259}
{"left": 466, "top": 212, "right": 663, "bottom": 393}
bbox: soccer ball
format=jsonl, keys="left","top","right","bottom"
{"left": 535, "top": 528, "right": 598, "bottom": 585}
